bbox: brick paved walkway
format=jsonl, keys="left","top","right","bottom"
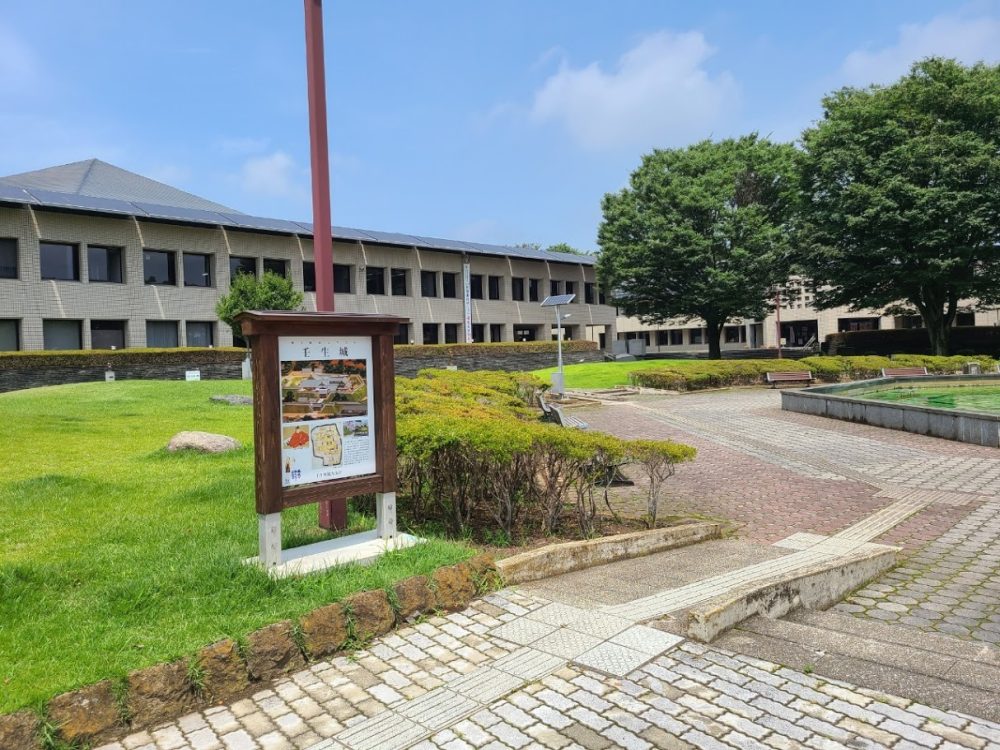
{"left": 97, "top": 589, "right": 1000, "bottom": 750}
{"left": 583, "top": 390, "right": 1000, "bottom": 646}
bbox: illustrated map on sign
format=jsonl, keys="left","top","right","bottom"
{"left": 280, "top": 359, "right": 368, "bottom": 422}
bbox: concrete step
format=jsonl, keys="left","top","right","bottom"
{"left": 714, "top": 609, "right": 1000, "bottom": 722}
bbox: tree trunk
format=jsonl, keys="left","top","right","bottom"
{"left": 705, "top": 318, "right": 722, "bottom": 360}
{"left": 915, "top": 290, "right": 957, "bottom": 356}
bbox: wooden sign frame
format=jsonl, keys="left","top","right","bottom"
{"left": 236, "top": 311, "right": 408, "bottom": 569}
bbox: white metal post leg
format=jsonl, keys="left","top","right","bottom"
{"left": 376, "top": 492, "right": 397, "bottom": 540}
{"left": 258, "top": 513, "right": 282, "bottom": 567}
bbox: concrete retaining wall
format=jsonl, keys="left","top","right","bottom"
{"left": 497, "top": 522, "right": 723, "bottom": 585}
{"left": 782, "top": 374, "right": 1000, "bottom": 447}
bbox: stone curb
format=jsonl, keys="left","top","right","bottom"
{"left": 0, "top": 553, "right": 497, "bottom": 749}
{"left": 685, "top": 543, "right": 898, "bottom": 643}
{"left": 496, "top": 521, "right": 722, "bottom": 585}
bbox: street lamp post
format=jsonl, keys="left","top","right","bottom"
{"left": 541, "top": 293, "right": 576, "bottom": 397}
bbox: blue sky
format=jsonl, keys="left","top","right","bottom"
{"left": 2, "top": 1, "right": 999, "bottom": 249}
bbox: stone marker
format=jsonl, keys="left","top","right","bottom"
{"left": 47, "top": 680, "right": 120, "bottom": 744}
{"left": 166, "top": 431, "right": 241, "bottom": 453}
{"left": 0, "top": 710, "right": 40, "bottom": 750}
{"left": 300, "top": 602, "right": 349, "bottom": 657}
{"left": 209, "top": 394, "right": 253, "bottom": 406}
{"left": 197, "top": 639, "right": 250, "bottom": 703}
{"left": 245, "top": 621, "right": 305, "bottom": 681}
{"left": 127, "top": 660, "right": 196, "bottom": 728}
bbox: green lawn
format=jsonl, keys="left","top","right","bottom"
{"left": 0, "top": 380, "right": 472, "bottom": 713}
{"left": 532, "top": 359, "right": 692, "bottom": 390}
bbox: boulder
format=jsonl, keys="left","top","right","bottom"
{"left": 245, "top": 621, "right": 305, "bottom": 681}
{"left": 392, "top": 575, "right": 434, "bottom": 621}
{"left": 346, "top": 589, "right": 394, "bottom": 641}
{"left": 48, "top": 680, "right": 121, "bottom": 744}
{"left": 197, "top": 639, "right": 250, "bottom": 703}
{"left": 433, "top": 563, "right": 476, "bottom": 611}
{"left": 127, "top": 660, "right": 196, "bottom": 728}
{"left": 465, "top": 553, "right": 501, "bottom": 590}
{"left": 0, "top": 710, "right": 41, "bottom": 749}
{"left": 166, "top": 431, "right": 241, "bottom": 453}
{"left": 300, "top": 603, "right": 349, "bottom": 657}
{"left": 210, "top": 395, "right": 252, "bottom": 406}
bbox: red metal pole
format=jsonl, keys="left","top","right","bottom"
{"left": 305, "top": 0, "right": 344, "bottom": 530}
{"left": 305, "top": 0, "right": 334, "bottom": 313}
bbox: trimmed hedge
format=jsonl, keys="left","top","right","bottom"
{"left": 629, "top": 355, "right": 998, "bottom": 391}
{"left": 395, "top": 369, "right": 695, "bottom": 537}
{"left": 826, "top": 327, "right": 1000, "bottom": 356}
{"left": 0, "top": 347, "right": 246, "bottom": 370}
{"left": 395, "top": 340, "right": 598, "bottom": 359}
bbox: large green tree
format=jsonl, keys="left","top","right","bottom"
{"left": 797, "top": 58, "right": 1000, "bottom": 355}
{"left": 598, "top": 135, "right": 798, "bottom": 358}
{"left": 216, "top": 270, "right": 303, "bottom": 341}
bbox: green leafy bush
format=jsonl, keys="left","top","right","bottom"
{"left": 396, "top": 369, "right": 695, "bottom": 539}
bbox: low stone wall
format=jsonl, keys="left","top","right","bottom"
{"left": 782, "top": 374, "right": 1000, "bottom": 447}
{"left": 0, "top": 554, "right": 499, "bottom": 749}
{"left": 0, "top": 342, "right": 601, "bottom": 393}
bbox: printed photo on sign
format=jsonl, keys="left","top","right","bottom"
{"left": 280, "top": 359, "right": 368, "bottom": 422}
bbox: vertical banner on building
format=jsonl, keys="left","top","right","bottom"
{"left": 462, "top": 261, "right": 473, "bottom": 343}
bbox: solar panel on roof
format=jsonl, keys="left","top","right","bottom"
{"left": 332, "top": 225, "right": 380, "bottom": 242}
{"left": 219, "top": 213, "right": 304, "bottom": 234}
{"left": 131, "top": 202, "right": 229, "bottom": 225}
{"left": 361, "top": 230, "right": 428, "bottom": 247}
{"left": 25, "top": 188, "right": 137, "bottom": 215}
{"left": 0, "top": 184, "right": 36, "bottom": 204}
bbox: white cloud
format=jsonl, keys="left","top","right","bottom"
{"left": 840, "top": 12, "right": 1000, "bottom": 86}
{"left": 218, "top": 136, "right": 270, "bottom": 155}
{"left": 0, "top": 23, "right": 40, "bottom": 93}
{"left": 529, "top": 30, "right": 738, "bottom": 151}
{"left": 238, "top": 151, "right": 308, "bottom": 199}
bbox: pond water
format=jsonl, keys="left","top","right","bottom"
{"left": 858, "top": 385, "right": 1000, "bottom": 414}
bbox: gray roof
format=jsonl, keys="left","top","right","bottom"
{"left": 0, "top": 160, "right": 596, "bottom": 266}
{"left": 0, "top": 159, "right": 239, "bottom": 213}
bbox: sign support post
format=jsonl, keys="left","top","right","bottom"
{"left": 237, "top": 311, "right": 411, "bottom": 577}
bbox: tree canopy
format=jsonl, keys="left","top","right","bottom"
{"left": 216, "top": 270, "right": 303, "bottom": 341}
{"left": 597, "top": 134, "right": 798, "bottom": 358}
{"left": 545, "top": 242, "right": 589, "bottom": 256}
{"left": 796, "top": 57, "right": 1000, "bottom": 355}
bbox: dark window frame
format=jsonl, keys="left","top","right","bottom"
{"left": 186, "top": 321, "right": 215, "bottom": 347}
{"left": 471, "top": 323, "right": 485, "bottom": 343}
{"left": 490, "top": 323, "right": 504, "bottom": 342}
{"left": 90, "top": 319, "right": 127, "bottom": 349}
{"left": 511, "top": 277, "right": 525, "bottom": 301}
{"left": 43, "top": 319, "right": 83, "bottom": 350}
{"left": 334, "top": 263, "right": 353, "bottom": 294}
{"left": 87, "top": 245, "right": 124, "bottom": 284}
{"left": 182, "top": 252, "right": 213, "bottom": 288}
{"left": 303, "top": 261, "right": 316, "bottom": 292}
{"left": 366, "top": 266, "right": 386, "bottom": 295}
{"left": 529, "top": 279, "right": 540, "bottom": 302}
{"left": 469, "top": 274, "right": 484, "bottom": 300}
{"left": 41, "top": 241, "right": 81, "bottom": 281}
{"left": 421, "top": 270, "right": 438, "bottom": 298}
{"left": 584, "top": 282, "right": 595, "bottom": 304}
{"left": 143, "top": 249, "right": 177, "bottom": 286}
{"left": 442, "top": 272, "right": 458, "bottom": 298}
{"left": 229, "top": 255, "right": 257, "bottom": 279}
{"left": 0, "top": 318, "right": 21, "bottom": 351}
{"left": 444, "top": 323, "right": 459, "bottom": 344}
{"left": 390, "top": 268, "right": 408, "bottom": 296}
{"left": 422, "top": 322, "right": 440, "bottom": 344}
{"left": 262, "top": 258, "right": 288, "bottom": 278}
{"left": 146, "top": 320, "right": 180, "bottom": 348}
{"left": 0, "top": 238, "right": 17, "bottom": 280}
{"left": 488, "top": 275, "right": 502, "bottom": 300}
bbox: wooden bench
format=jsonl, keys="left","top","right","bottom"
{"left": 538, "top": 393, "right": 588, "bottom": 429}
{"left": 881, "top": 366, "right": 929, "bottom": 378}
{"left": 765, "top": 371, "right": 813, "bottom": 388}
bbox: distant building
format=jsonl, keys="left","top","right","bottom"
{"left": 0, "top": 160, "right": 617, "bottom": 351}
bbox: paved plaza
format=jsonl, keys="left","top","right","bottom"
{"left": 96, "top": 389, "right": 1000, "bottom": 750}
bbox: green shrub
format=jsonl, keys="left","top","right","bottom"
{"left": 395, "top": 369, "right": 694, "bottom": 538}
{"left": 0, "top": 347, "right": 246, "bottom": 370}
{"left": 395, "top": 340, "right": 597, "bottom": 358}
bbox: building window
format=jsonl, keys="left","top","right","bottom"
{"left": 511, "top": 277, "right": 525, "bottom": 301}
{"left": 334, "top": 263, "right": 352, "bottom": 293}
{"left": 471, "top": 323, "right": 485, "bottom": 343}
{"left": 146, "top": 320, "right": 179, "bottom": 348}
{"left": 488, "top": 275, "right": 502, "bottom": 300}
{"left": 550, "top": 279, "right": 561, "bottom": 297}
{"left": 690, "top": 329, "right": 704, "bottom": 344}
{"left": 514, "top": 326, "right": 536, "bottom": 342}
{"left": 469, "top": 274, "right": 483, "bottom": 299}
{"left": 43, "top": 319, "right": 82, "bottom": 350}
{"left": 366, "top": 266, "right": 386, "bottom": 295}
{"left": 143, "top": 249, "right": 176, "bottom": 285}
{"left": 230, "top": 256, "right": 257, "bottom": 278}
{"left": 420, "top": 270, "right": 437, "bottom": 297}
{"left": 584, "top": 282, "right": 595, "bottom": 304}
{"left": 956, "top": 312, "right": 975, "bottom": 326}
{"left": 393, "top": 323, "right": 410, "bottom": 345}
{"left": 87, "top": 245, "right": 123, "bottom": 283}
{"left": 0, "top": 319, "right": 20, "bottom": 351}
{"left": 656, "top": 331, "right": 670, "bottom": 346}
{"left": 91, "top": 320, "right": 126, "bottom": 349}
{"left": 303, "top": 261, "right": 316, "bottom": 292}
{"left": 529, "top": 279, "right": 540, "bottom": 302}
{"left": 895, "top": 314, "right": 922, "bottom": 329}
{"left": 598, "top": 286, "right": 607, "bottom": 305}
{"left": 0, "top": 239, "right": 16, "bottom": 279}
{"left": 724, "top": 326, "right": 746, "bottom": 344}
{"left": 263, "top": 258, "right": 287, "bottom": 277}
{"left": 838, "top": 317, "right": 880, "bottom": 332}
{"left": 391, "top": 268, "right": 408, "bottom": 296}
{"left": 444, "top": 323, "right": 459, "bottom": 344}
{"left": 490, "top": 324, "right": 504, "bottom": 342}
{"left": 41, "top": 242, "right": 80, "bottom": 281}
{"left": 670, "top": 330, "right": 683, "bottom": 346}
{"left": 183, "top": 252, "right": 212, "bottom": 287}
{"left": 422, "top": 323, "right": 440, "bottom": 344}
{"left": 186, "top": 321, "right": 214, "bottom": 347}
{"left": 565, "top": 281, "right": 576, "bottom": 299}
{"left": 442, "top": 272, "right": 458, "bottom": 298}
